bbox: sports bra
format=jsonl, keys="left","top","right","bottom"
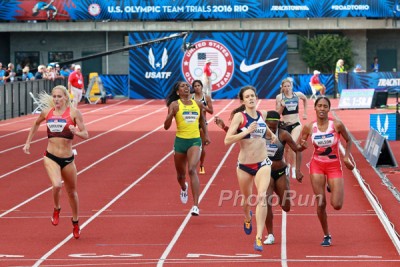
{"left": 311, "top": 118, "right": 340, "bottom": 162}
{"left": 282, "top": 92, "right": 299, "bottom": 116}
{"left": 46, "top": 107, "right": 75, "bottom": 139}
{"left": 237, "top": 111, "right": 267, "bottom": 139}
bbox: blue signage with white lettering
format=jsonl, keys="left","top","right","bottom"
{"left": 0, "top": 0, "right": 397, "bottom": 21}
{"left": 128, "top": 31, "right": 287, "bottom": 99}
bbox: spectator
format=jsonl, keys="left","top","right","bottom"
{"left": 46, "top": 65, "right": 56, "bottom": 81}
{"left": 35, "top": 65, "right": 46, "bottom": 80}
{"left": 0, "top": 62, "right": 5, "bottom": 85}
{"left": 22, "top": 66, "right": 35, "bottom": 81}
{"left": 310, "top": 70, "right": 326, "bottom": 96}
{"left": 68, "top": 65, "right": 85, "bottom": 108}
{"left": 60, "top": 65, "right": 70, "bottom": 78}
{"left": 371, "top": 57, "right": 379, "bottom": 72}
{"left": 202, "top": 59, "right": 213, "bottom": 99}
{"left": 4, "top": 63, "right": 16, "bottom": 83}
{"left": 54, "top": 64, "right": 64, "bottom": 79}
{"left": 353, "top": 64, "right": 366, "bottom": 73}
{"left": 335, "top": 59, "right": 346, "bottom": 82}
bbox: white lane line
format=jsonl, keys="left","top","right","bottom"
{"left": 281, "top": 210, "right": 288, "bottom": 267}
{"left": 306, "top": 255, "right": 382, "bottom": 258}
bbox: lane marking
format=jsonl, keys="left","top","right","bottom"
{"left": 306, "top": 255, "right": 382, "bottom": 258}
{"left": 187, "top": 253, "right": 261, "bottom": 258}
{"left": 281, "top": 210, "right": 288, "bottom": 267}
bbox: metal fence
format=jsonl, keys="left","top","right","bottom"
{"left": 0, "top": 79, "right": 68, "bottom": 121}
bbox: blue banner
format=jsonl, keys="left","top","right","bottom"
{"left": 339, "top": 72, "right": 400, "bottom": 93}
{"left": 129, "top": 32, "right": 287, "bottom": 99}
{"left": 0, "top": 0, "right": 396, "bottom": 21}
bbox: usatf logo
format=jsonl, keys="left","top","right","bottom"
{"left": 182, "top": 40, "right": 234, "bottom": 92}
{"left": 146, "top": 48, "right": 171, "bottom": 79}
{"left": 376, "top": 114, "right": 389, "bottom": 137}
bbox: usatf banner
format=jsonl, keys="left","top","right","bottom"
{"left": 128, "top": 32, "right": 287, "bottom": 99}
{"left": 0, "top": 0, "right": 397, "bottom": 21}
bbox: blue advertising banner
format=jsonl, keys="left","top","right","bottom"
{"left": 128, "top": 32, "right": 287, "bottom": 99}
{"left": 343, "top": 72, "right": 400, "bottom": 92}
{"left": 0, "top": 0, "right": 397, "bottom": 21}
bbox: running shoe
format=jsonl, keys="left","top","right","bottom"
{"left": 180, "top": 182, "right": 188, "bottom": 204}
{"left": 254, "top": 237, "right": 263, "bottom": 252}
{"left": 291, "top": 167, "right": 296, "bottom": 179}
{"left": 72, "top": 219, "right": 80, "bottom": 239}
{"left": 264, "top": 234, "right": 275, "bottom": 245}
{"left": 51, "top": 208, "right": 61, "bottom": 226}
{"left": 190, "top": 205, "right": 200, "bottom": 216}
{"left": 199, "top": 166, "right": 205, "bottom": 174}
{"left": 321, "top": 235, "right": 331, "bottom": 247}
{"left": 243, "top": 210, "right": 252, "bottom": 235}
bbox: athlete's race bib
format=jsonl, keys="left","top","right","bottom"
{"left": 47, "top": 118, "right": 67, "bottom": 132}
{"left": 285, "top": 100, "right": 298, "bottom": 111}
{"left": 266, "top": 143, "right": 278, "bottom": 157}
{"left": 314, "top": 133, "right": 334, "bottom": 147}
{"left": 182, "top": 111, "right": 199, "bottom": 123}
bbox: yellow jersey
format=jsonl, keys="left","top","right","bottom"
{"left": 175, "top": 99, "right": 200, "bottom": 139}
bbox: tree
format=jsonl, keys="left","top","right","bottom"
{"left": 299, "top": 34, "right": 354, "bottom": 73}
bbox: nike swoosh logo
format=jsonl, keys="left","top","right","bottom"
{"left": 240, "top": 58, "right": 279, "bottom": 73}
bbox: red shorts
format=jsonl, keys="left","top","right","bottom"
{"left": 309, "top": 159, "right": 342, "bottom": 179}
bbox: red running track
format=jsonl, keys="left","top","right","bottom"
{"left": 0, "top": 99, "right": 399, "bottom": 267}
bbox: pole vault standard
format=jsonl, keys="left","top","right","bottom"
{"left": 55, "top": 31, "right": 191, "bottom": 67}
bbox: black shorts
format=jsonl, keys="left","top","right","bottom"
{"left": 284, "top": 122, "right": 301, "bottom": 134}
{"left": 44, "top": 151, "right": 74, "bottom": 169}
{"left": 271, "top": 166, "right": 288, "bottom": 181}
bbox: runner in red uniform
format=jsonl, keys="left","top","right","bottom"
{"left": 298, "top": 96, "right": 354, "bottom": 247}
{"left": 23, "top": 85, "right": 89, "bottom": 239}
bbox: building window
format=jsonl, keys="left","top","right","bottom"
{"left": 15, "top": 51, "right": 40, "bottom": 72}
{"left": 48, "top": 51, "right": 73, "bottom": 64}
{"left": 287, "top": 34, "right": 299, "bottom": 51}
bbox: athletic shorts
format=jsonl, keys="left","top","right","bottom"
{"left": 44, "top": 150, "right": 74, "bottom": 169}
{"left": 174, "top": 136, "right": 202, "bottom": 154}
{"left": 271, "top": 165, "right": 288, "bottom": 181}
{"left": 284, "top": 122, "right": 301, "bottom": 134}
{"left": 237, "top": 158, "right": 272, "bottom": 176}
{"left": 309, "top": 159, "right": 342, "bottom": 179}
